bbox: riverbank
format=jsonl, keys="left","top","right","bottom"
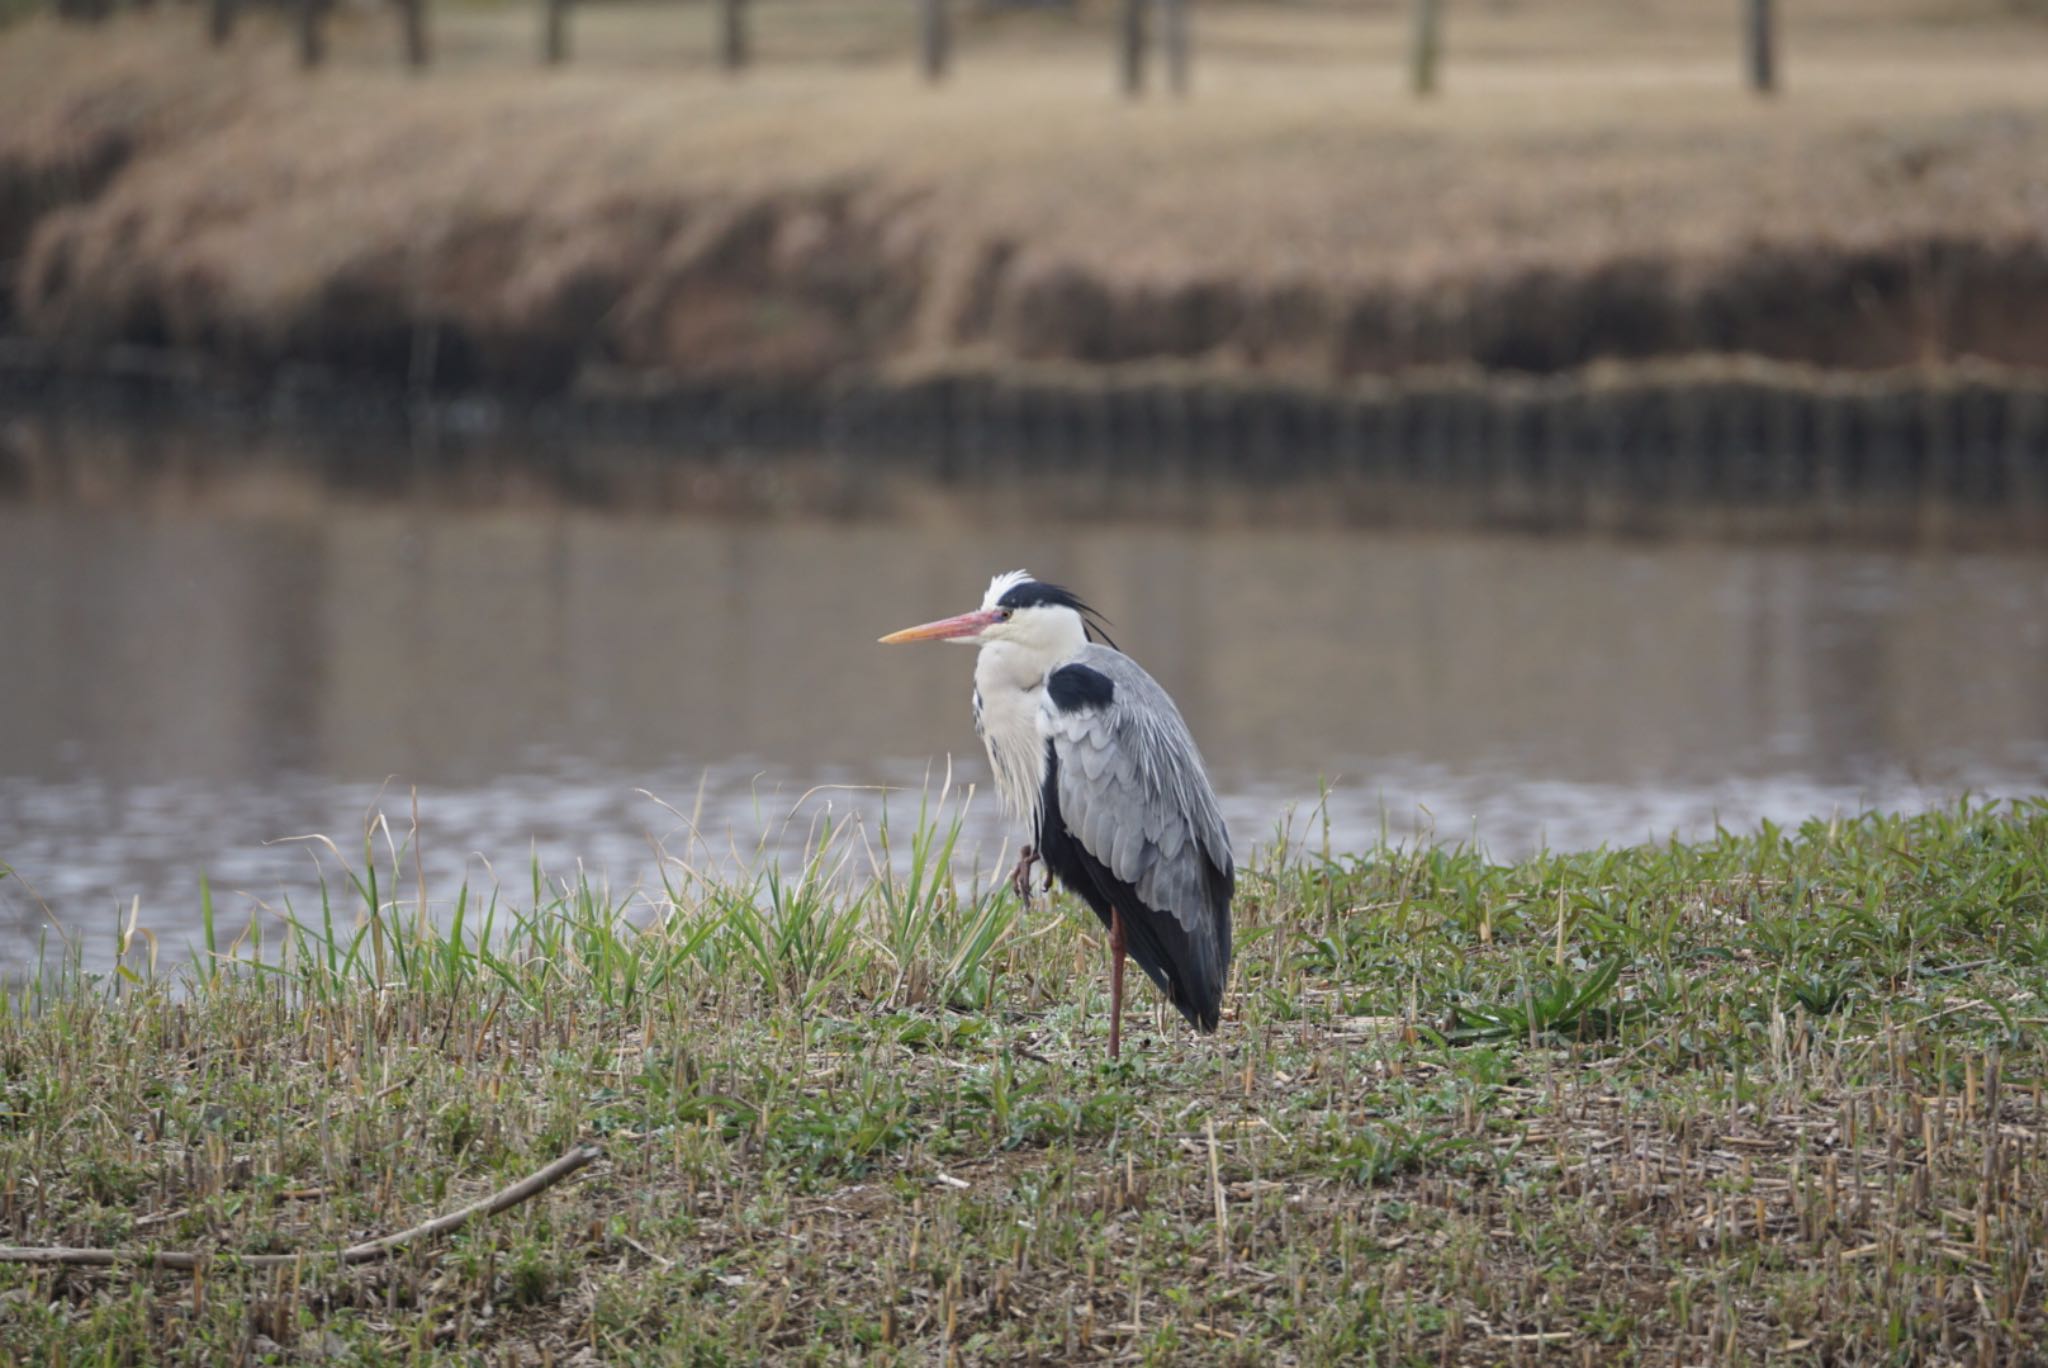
{"left": 5, "top": 4, "right": 2048, "bottom": 398}
{"left": 9, "top": 341, "right": 2048, "bottom": 544}
{"left": 3, "top": 799, "right": 2046, "bottom": 1361}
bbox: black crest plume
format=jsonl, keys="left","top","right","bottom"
{"left": 994, "top": 579, "right": 1118, "bottom": 650}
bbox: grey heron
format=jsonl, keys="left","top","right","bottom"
{"left": 880, "top": 571, "right": 1233, "bottom": 1058}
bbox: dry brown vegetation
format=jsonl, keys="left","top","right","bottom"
{"left": 2, "top": 0, "right": 2048, "bottom": 394}
{"left": 6, "top": 801, "right": 2048, "bottom": 1362}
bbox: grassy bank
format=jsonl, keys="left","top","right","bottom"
{"left": 4, "top": 797, "right": 2048, "bottom": 1362}
{"left": 4, "top": 3, "right": 2048, "bottom": 395}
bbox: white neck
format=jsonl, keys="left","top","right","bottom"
{"left": 973, "top": 614, "right": 1089, "bottom": 830}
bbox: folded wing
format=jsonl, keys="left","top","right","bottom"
{"left": 1038, "top": 645, "right": 1234, "bottom": 1030}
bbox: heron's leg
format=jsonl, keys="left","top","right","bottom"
{"left": 1108, "top": 907, "right": 1127, "bottom": 1060}
{"left": 1009, "top": 845, "right": 1039, "bottom": 901}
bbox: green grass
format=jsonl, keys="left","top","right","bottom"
{"left": 5, "top": 796, "right": 2048, "bottom": 1362}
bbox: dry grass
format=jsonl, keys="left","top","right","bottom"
{"left": 4, "top": 798, "right": 2048, "bottom": 1362}
{"left": 3, "top": 1, "right": 2048, "bottom": 390}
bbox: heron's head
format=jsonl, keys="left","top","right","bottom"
{"left": 878, "top": 570, "right": 1114, "bottom": 657}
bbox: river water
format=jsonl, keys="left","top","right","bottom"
{"left": 3, "top": 424, "right": 2046, "bottom": 972}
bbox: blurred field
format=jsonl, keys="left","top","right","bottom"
{"left": 3, "top": 0, "right": 2048, "bottom": 390}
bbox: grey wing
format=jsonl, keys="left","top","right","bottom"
{"left": 1040, "top": 644, "right": 1233, "bottom": 971}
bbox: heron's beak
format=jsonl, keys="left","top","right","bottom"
{"left": 878, "top": 609, "right": 1001, "bottom": 644}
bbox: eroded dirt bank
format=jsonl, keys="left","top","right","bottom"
{"left": 6, "top": 14, "right": 2048, "bottom": 396}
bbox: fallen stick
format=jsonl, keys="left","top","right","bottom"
{"left": 0, "top": 1144, "right": 601, "bottom": 1271}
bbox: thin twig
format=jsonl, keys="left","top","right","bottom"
{"left": 0, "top": 1145, "right": 601, "bottom": 1271}
{"left": 1206, "top": 1116, "right": 1228, "bottom": 1269}
{"left": 618, "top": 1233, "right": 674, "bottom": 1270}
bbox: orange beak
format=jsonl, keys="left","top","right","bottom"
{"left": 878, "top": 608, "right": 1003, "bottom": 644}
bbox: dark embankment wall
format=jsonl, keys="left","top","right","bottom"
{"left": 7, "top": 347, "right": 2045, "bottom": 545}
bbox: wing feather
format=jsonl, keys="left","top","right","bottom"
{"left": 1039, "top": 645, "right": 1234, "bottom": 1014}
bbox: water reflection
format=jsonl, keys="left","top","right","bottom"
{"left": 2, "top": 495, "right": 2045, "bottom": 970}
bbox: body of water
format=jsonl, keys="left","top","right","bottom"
{"left": 3, "top": 428, "right": 2046, "bottom": 971}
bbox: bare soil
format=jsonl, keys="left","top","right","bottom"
{"left": 3, "top": 0, "right": 2048, "bottom": 393}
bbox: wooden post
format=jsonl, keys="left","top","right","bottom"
{"left": 1408, "top": 0, "right": 1440, "bottom": 97}
{"left": 1119, "top": 0, "right": 1146, "bottom": 98}
{"left": 297, "top": 0, "right": 327, "bottom": 68}
{"left": 542, "top": 0, "right": 569, "bottom": 64}
{"left": 400, "top": 0, "right": 429, "bottom": 68}
{"left": 920, "top": 0, "right": 949, "bottom": 82}
{"left": 207, "top": 0, "right": 236, "bottom": 45}
{"left": 1158, "top": 0, "right": 1188, "bottom": 96}
{"left": 1745, "top": 0, "right": 1776, "bottom": 94}
{"left": 721, "top": 0, "right": 748, "bottom": 71}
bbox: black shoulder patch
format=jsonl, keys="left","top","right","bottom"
{"left": 1046, "top": 663, "right": 1116, "bottom": 713}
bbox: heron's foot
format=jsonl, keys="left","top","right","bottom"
{"left": 1009, "top": 845, "right": 1039, "bottom": 901}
